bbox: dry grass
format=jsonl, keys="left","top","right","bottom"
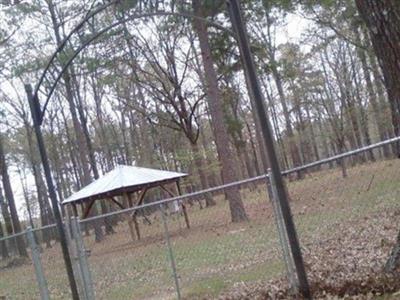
{"left": 0, "top": 159, "right": 399, "bottom": 299}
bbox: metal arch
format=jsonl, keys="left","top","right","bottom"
{"left": 33, "top": 3, "right": 235, "bottom": 125}
{"left": 33, "top": 0, "right": 117, "bottom": 102}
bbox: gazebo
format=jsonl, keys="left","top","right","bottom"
{"left": 62, "top": 165, "right": 189, "bottom": 240}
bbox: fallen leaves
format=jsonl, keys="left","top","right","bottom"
{"left": 218, "top": 208, "right": 400, "bottom": 299}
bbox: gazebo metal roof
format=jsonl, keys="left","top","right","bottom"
{"left": 62, "top": 165, "right": 187, "bottom": 205}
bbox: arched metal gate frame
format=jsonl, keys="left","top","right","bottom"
{"left": 25, "top": 0, "right": 310, "bottom": 298}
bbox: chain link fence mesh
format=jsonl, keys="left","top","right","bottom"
{"left": 0, "top": 232, "right": 41, "bottom": 299}
{"left": 0, "top": 138, "right": 399, "bottom": 299}
{"left": 285, "top": 149, "right": 400, "bottom": 294}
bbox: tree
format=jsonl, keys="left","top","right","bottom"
{"left": 259, "top": 2, "right": 303, "bottom": 174}
{"left": 0, "top": 133, "right": 28, "bottom": 257}
{"left": 0, "top": 213, "right": 8, "bottom": 258}
{"left": 45, "top": 0, "right": 106, "bottom": 241}
{"left": 192, "top": 0, "right": 248, "bottom": 222}
{"left": 355, "top": 0, "right": 400, "bottom": 272}
{"left": 355, "top": 0, "right": 400, "bottom": 155}
{"left": 2, "top": 89, "right": 55, "bottom": 247}
{"left": 124, "top": 18, "right": 216, "bottom": 206}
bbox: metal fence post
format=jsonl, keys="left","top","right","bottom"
{"left": 71, "top": 217, "right": 95, "bottom": 300}
{"left": 267, "top": 170, "right": 297, "bottom": 292}
{"left": 159, "top": 204, "right": 181, "bottom": 300}
{"left": 25, "top": 84, "right": 80, "bottom": 299}
{"left": 65, "top": 217, "right": 85, "bottom": 298}
{"left": 26, "top": 227, "right": 50, "bottom": 300}
{"left": 227, "top": 1, "right": 311, "bottom": 298}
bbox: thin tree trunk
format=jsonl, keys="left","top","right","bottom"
{"left": 0, "top": 134, "right": 28, "bottom": 257}
{"left": 348, "top": 44, "right": 375, "bottom": 161}
{"left": 305, "top": 104, "right": 320, "bottom": 165}
{"left": 47, "top": 0, "right": 105, "bottom": 241}
{"left": 24, "top": 122, "right": 54, "bottom": 248}
{"left": 245, "top": 121, "right": 261, "bottom": 176}
{"left": 356, "top": 27, "right": 390, "bottom": 157}
{"left": 271, "top": 64, "right": 303, "bottom": 174}
{"left": 243, "top": 71, "right": 270, "bottom": 173}
{"left": 200, "top": 128, "right": 219, "bottom": 187}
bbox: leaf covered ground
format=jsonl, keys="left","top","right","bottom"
{"left": 219, "top": 209, "right": 400, "bottom": 299}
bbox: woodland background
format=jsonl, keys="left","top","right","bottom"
{"left": 0, "top": 0, "right": 399, "bottom": 253}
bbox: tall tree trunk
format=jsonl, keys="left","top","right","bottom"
{"left": 60, "top": 106, "right": 82, "bottom": 189}
{"left": 200, "top": 128, "right": 220, "bottom": 187}
{"left": 120, "top": 107, "right": 132, "bottom": 165}
{"left": 260, "top": 7, "right": 302, "bottom": 174}
{"left": 243, "top": 69, "right": 270, "bottom": 173}
{"left": 343, "top": 60, "right": 365, "bottom": 157}
{"left": 24, "top": 122, "right": 54, "bottom": 243}
{"left": 348, "top": 45, "right": 375, "bottom": 161}
{"left": 316, "top": 112, "right": 332, "bottom": 167}
{"left": 192, "top": 0, "right": 248, "bottom": 222}
{"left": 0, "top": 186, "right": 13, "bottom": 236}
{"left": 0, "top": 134, "right": 28, "bottom": 257}
{"left": 264, "top": 79, "right": 290, "bottom": 170}
{"left": 292, "top": 93, "right": 308, "bottom": 164}
{"left": 190, "top": 142, "right": 215, "bottom": 207}
{"left": 271, "top": 64, "right": 303, "bottom": 174}
{"left": 355, "top": 0, "right": 400, "bottom": 271}
{"left": 245, "top": 121, "right": 261, "bottom": 176}
{"left": 0, "top": 217, "right": 8, "bottom": 259}
{"left": 305, "top": 104, "right": 320, "bottom": 164}
{"left": 356, "top": 0, "right": 400, "bottom": 155}
{"left": 128, "top": 111, "right": 139, "bottom": 162}
{"left": 72, "top": 73, "right": 115, "bottom": 235}
{"left": 356, "top": 27, "right": 390, "bottom": 157}
{"left": 368, "top": 51, "right": 397, "bottom": 155}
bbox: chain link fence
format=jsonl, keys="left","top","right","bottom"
{"left": 1, "top": 137, "right": 399, "bottom": 299}
{"left": 283, "top": 140, "right": 400, "bottom": 297}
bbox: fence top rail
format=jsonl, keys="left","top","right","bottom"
{"left": 0, "top": 230, "right": 26, "bottom": 242}
{"left": 0, "top": 223, "right": 58, "bottom": 242}
{"left": 1, "top": 136, "right": 398, "bottom": 240}
{"left": 31, "top": 223, "right": 57, "bottom": 234}
{"left": 74, "top": 135, "right": 400, "bottom": 224}
{"left": 281, "top": 136, "right": 400, "bottom": 176}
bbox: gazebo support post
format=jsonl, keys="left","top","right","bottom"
{"left": 176, "top": 181, "right": 190, "bottom": 229}
{"left": 80, "top": 203, "right": 85, "bottom": 215}
{"left": 133, "top": 216, "right": 140, "bottom": 240}
{"left": 123, "top": 192, "right": 136, "bottom": 242}
{"left": 110, "top": 197, "right": 125, "bottom": 210}
{"left": 130, "top": 188, "right": 149, "bottom": 241}
{"left": 129, "top": 190, "right": 141, "bottom": 240}
{"left": 82, "top": 199, "right": 96, "bottom": 219}
{"left": 80, "top": 202, "right": 90, "bottom": 236}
